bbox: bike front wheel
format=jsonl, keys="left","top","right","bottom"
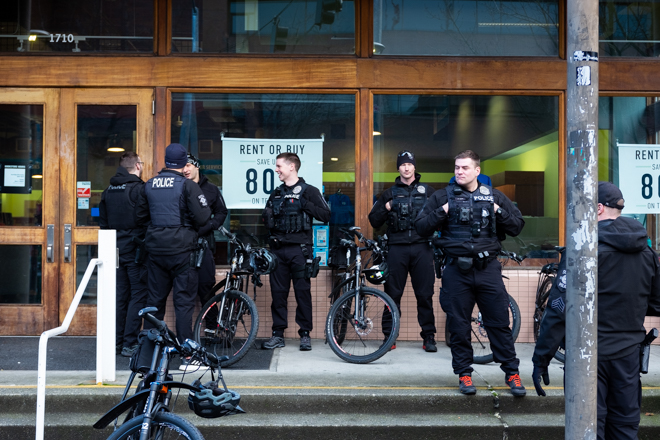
{"left": 445, "top": 294, "right": 521, "bottom": 364}
{"left": 194, "top": 289, "right": 259, "bottom": 367}
{"left": 107, "top": 412, "right": 203, "bottom": 440}
{"left": 326, "top": 287, "right": 399, "bottom": 364}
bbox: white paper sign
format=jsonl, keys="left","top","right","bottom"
{"left": 221, "top": 136, "right": 324, "bottom": 209}
{"left": 618, "top": 143, "right": 660, "bottom": 214}
{"left": 4, "top": 165, "right": 26, "bottom": 187}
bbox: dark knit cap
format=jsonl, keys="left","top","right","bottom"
{"left": 165, "top": 143, "right": 188, "bottom": 169}
{"left": 187, "top": 153, "right": 200, "bottom": 168}
{"left": 397, "top": 150, "right": 416, "bottom": 169}
{"left": 598, "top": 181, "right": 624, "bottom": 210}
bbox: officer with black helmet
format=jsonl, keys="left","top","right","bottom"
{"left": 135, "top": 143, "right": 211, "bottom": 368}
{"left": 416, "top": 150, "right": 526, "bottom": 396}
{"left": 368, "top": 150, "right": 437, "bottom": 352}
{"left": 183, "top": 153, "right": 228, "bottom": 330}
{"left": 99, "top": 151, "right": 147, "bottom": 357}
{"left": 261, "top": 152, "right": 330, "bottom": 351}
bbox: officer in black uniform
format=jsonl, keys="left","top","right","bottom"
{"left": 99, "top": 151, "right": 147, "bottom": 357}
{"left": 183, "top": 153, "right": 228, "bottom": 326}
{"left": 368, "top": 150, "right": 437, "bottom": 352}
{"left": 261, "top": 152, "right": 330, "bottom": 351}
{"left": 416, "top": 150, "right": 526, "bottom": 396}
{"left": 135, "top": 143, "right": 211, "bottom": 368}
{"left": 533, "top": 182, "right": 660, "bottom": 439}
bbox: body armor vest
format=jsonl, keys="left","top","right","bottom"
{"left": 270, "top": 183, "right": 311, "bottom": 233}
{"left": 444, "top": 184, "right": 497, "bottom": 240}
{"left": 144, "top": 173, "right": 191, "bottom": 228}
{"left": 387, "top": 184, "right": 429, "bottom": 232}
{"left": 105, "top": 183, "right": 139, "bottom": 230}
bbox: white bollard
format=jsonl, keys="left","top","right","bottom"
{"left": 96, "top": 229, "right": 117, "bottom": 384}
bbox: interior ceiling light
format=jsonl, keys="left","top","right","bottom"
{"left": 28, "top": 35, "right": 37, "bottom": 42}
{"left": 32, "top": 174, "right": 43, "bottom": 179}
{"left": 373, "top": 131, "right": 381, "bottom": 136}
{"left": 107, "top": 147, "right": 125, "bottom": 152}
{"left": 175, "top": 116, "right": 183, "bottom": 127}
{"left": 330, "top": 157, "right": 339, "bottom": 161}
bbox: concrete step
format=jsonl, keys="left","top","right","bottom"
{"left": 2, "top": 388, "right": 660, "bottom": 440}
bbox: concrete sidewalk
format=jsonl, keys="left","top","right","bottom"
{"left": 1, "top": 340, "right": 660, "bottom": 391}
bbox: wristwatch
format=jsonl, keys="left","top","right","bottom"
{"left": 496, "top": 207, "right": 503, "bottom": 215}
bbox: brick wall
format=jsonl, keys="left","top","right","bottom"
{"left": 162, "top": 268, "right": 660, "bottom": 344}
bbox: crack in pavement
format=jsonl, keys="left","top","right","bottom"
{"left": 474, "top": 370, "right": 509, "bottom": 440}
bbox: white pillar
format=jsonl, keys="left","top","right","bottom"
{"left": 96, "top": 229, "right": 117, "bottom": 384}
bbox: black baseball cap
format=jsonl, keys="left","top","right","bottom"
{"left": 598, "top": 181, "right": 624, "bottom": 210}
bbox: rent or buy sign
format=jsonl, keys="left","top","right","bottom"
{"left": 618, "top": 143, "right": 660, "bottom": 214}
{"left": 221, "top": 135, "right": 324, "bottom": 209}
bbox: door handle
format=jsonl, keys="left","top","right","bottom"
{"left": 64, "top": 224, "right": 72, "bottom": 263}
{"left": 47, "top": 224, "right": 54, "bottom": 263}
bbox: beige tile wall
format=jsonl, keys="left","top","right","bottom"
{"left": 162, "top": 268, "right": 660, "bottom": 344}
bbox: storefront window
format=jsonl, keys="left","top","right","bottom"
{"left": 600, "top": 1, "right": 660, "bottom": 57}
{"left": 373, "top": 0, "right": 559, "bottom": 56}
{"left": 172, "top": 0, "right": 355, "bottom": 54}
{"left": 0, "top": 105, "right": 43, "bottom": 227}
{"left": 599, "top": 96, "right": 660, "bottom": 250}
{"left": 0, "top": 0, "right": 153, "bottom": 53}
{"left": 171, "top": 92, "right": 356, "bottom": 264}
{"left": 76, "top": 244, "right": 97, "bottom": 305}
{"left": 373, "top": 94, "right": 559, "bottom": 259}
{"left": 76, "top": 105, "right": 137, "bottom": 227}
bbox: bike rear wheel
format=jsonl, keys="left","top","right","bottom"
{"left": 326, "top": 287, "right": 399, "bottom": 364}
{"left": 107, "top": 412, "right": 203, "bottom": 440}
{"left": 444, "top": 294, "right": 521, "bottom": 364}
{"left": 194, "top": 289, "right": 259, "bottom": 367}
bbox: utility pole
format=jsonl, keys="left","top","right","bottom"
{"left": 565, "top": 0, "right": 599, "bottom": 438}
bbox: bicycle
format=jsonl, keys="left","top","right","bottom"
{"left": 325, "top": 226, "right": 399, "bottom": 364}
{"left": 442, "top": 251, "right": 524, "bottom": 364}
{"left": 193, "top": 226, "right": 273, "bottom": 367}
{"left": 94, "top": 307, "right": 244, "bottom": 440}
{"left": 533, "top": 246, "right": 566, "bottom": 363}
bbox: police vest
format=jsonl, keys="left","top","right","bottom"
{"left": 270, "top": 183, "right": 311, "bottom": 233}
{"left": 387, "top": 184, "right": 429, "bottom": 232}
{"left": 144, "top": 173, "right": 191, "bottom": 228}
{"left": 105, "top": 182, "right": 140, "bottom": 230}
{"left": 444, "top": 184, "right": 497, "bottom": 240}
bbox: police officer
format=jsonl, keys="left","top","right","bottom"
{"left": 261, "top": 152, "right": 330, "bottom": 351}
{"left": 135, "top": 143, "right": 211, "bottom": 369}
{"left": 99, "top": 151, "right": 147, "bottom": 357}
{"left": 368, "top": 150, "right": 437, "bottom": 351}
{"left": 183, "top": 153, "right": 228, "bottom": 327}
{"left": 416, "top": 150, "right": 526, "bottom": 396}
{"left": 533, "top": 182, "right": 660, "bottom": 439}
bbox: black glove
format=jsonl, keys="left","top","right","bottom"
{"left": 532, "top": 364, "right": 550, "bottom": 397}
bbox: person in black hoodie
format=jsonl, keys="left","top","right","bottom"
{"left": 261, "top": 152, "right": 330, "bottom": 351}
{"left": 369, "top": 150, "right": 437, "bottom": 351}
{"left": 415, "top": 150, "right": 526, "bottom": 397}
{"left": 135, "top": 143, "right": 211, "bottom": 357}
{"left": 99, "top": 152, "right": 147, "bottom": 357}
{"left": 183, "top": 154, "right": 228, "bottom": 332}
{"left": 532, "top": 181, "right": 660, "bottom": 439}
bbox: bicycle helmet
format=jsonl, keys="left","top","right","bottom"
{"left": 249, "top": 248, "right": 278, "bottom": 275}
{"left": 364, "top": 262, "right": 389, "bottom": 285}
{"left": 188, "top": 380, "right": 245, "bottom": 418}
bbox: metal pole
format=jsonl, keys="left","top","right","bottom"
{"left": 565, "top": 0, "right": 599, "bottom": 438}
{"left": 96, "top": 229, "right": 117, "bottom": 384}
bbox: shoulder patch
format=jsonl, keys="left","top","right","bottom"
{"left": 198, "top": 194, "right": 208, "bottom": 207}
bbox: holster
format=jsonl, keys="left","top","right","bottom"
{"left": 641, "top": 328, "right": 658, "bottom": 374}
{"left": 133, "top": 237, "right": 146, "bottom": 265}
{"left": 292, "top": 245, "right": 320, "bottom": 280}
{"left": 432, "top": 247, "right": 445, "bottom": 279}
{"left": 195, "top": 237, "right": 208, "bottom": 268}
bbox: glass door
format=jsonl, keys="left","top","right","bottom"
{"left": 58, "top": 89, "right": 154, "bottom": 335}
{"left": 0, "top": 89, "right": 60, "bottom": 334}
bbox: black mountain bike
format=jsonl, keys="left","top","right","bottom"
{"left": 94, "top": 307, "right": 244, "bottom": 440}
{"left": 533, "top": 246, "right": 566, "bottom": 363}
{"left": 325, "top": 226, "right": 399, "bottom": 364}
{"left": 443, "top": 251, "right": 524, "bottom": 364}
{"left": 193, "top": 226, "right": 265, "bottom": 368}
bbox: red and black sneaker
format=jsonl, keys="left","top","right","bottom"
{"left": 506, "top": 373, "right": 527, "bottom": 397}
{"left": 459, "top": 374, "right": 477, "bottom": 395}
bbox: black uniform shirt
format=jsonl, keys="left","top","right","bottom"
{"left": 197, "top": 175, "right": 228, "bottom": 238}
{"left": 368, "top": 173, "right": 435, "bottom": 245}
{"left": 415, "top": 181, "right": 524, "bottom": 257}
